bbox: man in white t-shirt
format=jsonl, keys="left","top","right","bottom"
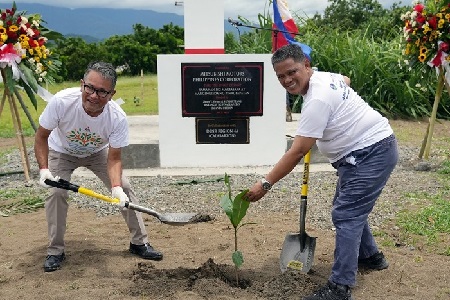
{"left": 245, "top": 44, "right": 398, "bottom": 300}
{"left": 34, "top": 61, "right": 163, "bottom": 272}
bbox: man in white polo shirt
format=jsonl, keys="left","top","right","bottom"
{"left": 245, "top": 44, "right": 398, "bottom": 300}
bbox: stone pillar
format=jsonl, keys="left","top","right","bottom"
{"left": 184, "top": 0, "right": 224, "bottom": 54}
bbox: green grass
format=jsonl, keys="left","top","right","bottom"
{"left": 0, "top": 74, "right": 159, "bottom": 138}
{"left": 0, "top": 188, "right": 46, "bottom": 216}
{"left": 437, "top": 160, "right": 450, "bottom": 174}
{"left": 397, "top": 198, "right": 450, "bottom": 237}
{"left": 394, "top": 171, "right": 450, "bottom": 255}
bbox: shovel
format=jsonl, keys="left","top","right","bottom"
{"left": 279, "top": 150, "right": 317, "bottom": 273}
{"left": 44, "top": 179, "right": 198, "bottom": 226}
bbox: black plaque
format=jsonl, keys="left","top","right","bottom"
{"left": 195, "top": 118, "right": 250, "bottom": 144}
{"left": 182, "top": 62, "right": 264, "bottom": 117}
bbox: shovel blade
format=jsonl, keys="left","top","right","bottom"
{"left": 158, "top": 212, "right": 199, "bottom": 226}
{"left": 280, "top": 233, "right": 317, "bottom": 273}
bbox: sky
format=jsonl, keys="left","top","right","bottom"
{"left": 2, "top": 0, "right": 405, "bottom": 22}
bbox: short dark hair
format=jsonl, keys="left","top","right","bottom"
{"left": 83, "top": 61, "right": 117, "bottom": 88}
{"left": 271, "top": 44, "right": 307, "bottom": 66}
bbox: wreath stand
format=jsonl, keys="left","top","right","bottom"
{"left": 0, "top": 68, "right": 31, "bottom": 181}
{"left": 419, "top": 65, "right": 447, "bottom": 160}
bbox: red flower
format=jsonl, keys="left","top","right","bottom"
{"left": 1, "top": 12, "right": 6, "bottom": 20}
{"left": 7, "top": 30, "right": 17, "bottom": 40}
{"left": 440, "top": 42, "right": 449, "bottom": 52}
{"left": 414, "top": 3, "right": 425, "bottom": 13}
{"left": 38, "top": 37, "right": 45, "bottom": 46}
{"left": 28, "top": 39, "right": 38, "bottom": 47}
{"left": 416, "top": 13, "right": 426, "bottom": 24}
{"left": 428, "top": 16, "right": 437, "bottom": 29}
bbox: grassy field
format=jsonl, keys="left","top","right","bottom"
{"left": 0, "top": 75, "right": 159, "bottom": 138}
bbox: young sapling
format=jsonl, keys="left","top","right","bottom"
{"left": 220, "top": 173, "right": 254, "bottom": 286}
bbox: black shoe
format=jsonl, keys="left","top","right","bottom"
{"left": 304, "top": 281, "right": 353, "bottom": 300}
{"left": 358, "top": 251, "right": 389, "bottom": 270}
{"left": 44, "top": 253, "right": 65, "bottom": 272}
{"left": 129, "top": 243, "right": 163, "bottom": 261}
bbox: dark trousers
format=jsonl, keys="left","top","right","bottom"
{"left": 330, "top": 134, "right": 398, "bottom": 286}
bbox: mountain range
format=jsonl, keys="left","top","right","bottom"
{"left": 1, "top": 3, "right": 240, "bottom": 42}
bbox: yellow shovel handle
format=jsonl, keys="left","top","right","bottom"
{"left": 78, "top": 187, "right": 120, "bottom": 204}
{"left": 301, "top": 150, "right": 311, "bottom": 197}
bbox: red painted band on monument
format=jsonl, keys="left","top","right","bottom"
{"left": 184, "top": 48, "right": 225, "bottom": 54}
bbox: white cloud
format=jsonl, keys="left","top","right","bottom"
{"left": 1, "top": 0, "right": 405, "bottom": 22}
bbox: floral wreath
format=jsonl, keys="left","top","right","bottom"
{"left": 401, "top": 0, "right": 450, "bottom": 68}
{"left": 0, "top": 2, "right": 61, "bottom": 108}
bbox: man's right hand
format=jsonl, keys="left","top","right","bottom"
{"left": 39, "top": 168, "right": 60, "bottom": 188}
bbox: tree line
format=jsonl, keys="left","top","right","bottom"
{"left": 54, "top": 23, "right": 184, "bottom": 80}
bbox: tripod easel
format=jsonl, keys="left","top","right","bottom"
{"left": 0, "top": 68, "right": 31, "bottom": 181}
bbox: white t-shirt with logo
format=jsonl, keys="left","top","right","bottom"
{"left": 39, "top": 87, "right": 129, "bottom": 158}
{"left": 296, "top": 71, "right": 393, "bottom": 163}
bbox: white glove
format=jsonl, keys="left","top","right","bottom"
{"left": 112, "top": 186, "right": 128, "bottom": 208}
{"left": 39, "top": 168, "right": 60, "bottom": 188}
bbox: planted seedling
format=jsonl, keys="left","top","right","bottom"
{"left": 220, "top": 173, "right": 254, "bottom": 286}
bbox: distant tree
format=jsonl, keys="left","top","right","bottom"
{"left": 53, "top": 23, "right": 185, "bottom": 79}
{"left": 55, "top": 37, "right": 108, "bottom": 80}
{"left": 307, "top": 0, "right": 406, "bottom": 40}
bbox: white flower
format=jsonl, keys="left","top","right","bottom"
{"left": 26, "top": 28, "right": 34, "bottom": 37}
{"left": 20, "top": 16, "right": 28, "bottom": 24}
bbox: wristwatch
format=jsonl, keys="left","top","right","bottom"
{"left": 261, "top": 178, "right": 272, "bottom": 191}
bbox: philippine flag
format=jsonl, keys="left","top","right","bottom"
{"left": 272, "top": 0, "right": 312, "bottom": 60}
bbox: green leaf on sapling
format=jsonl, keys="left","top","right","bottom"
{"left": 231, "top": 189, "right": 250, "bottom": 228}
{"left": 232, "top": 250, "right": 244, "bottom": 268}
{"left": 220, "top": 193, "right": 233, "bottom": 222}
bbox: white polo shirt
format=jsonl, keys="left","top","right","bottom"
{"left": 296, "top": 72, "right": 393, "bottom": 163}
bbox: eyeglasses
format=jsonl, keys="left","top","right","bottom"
{"left": 83, "top": 84, "right": 113, "bottom": 98}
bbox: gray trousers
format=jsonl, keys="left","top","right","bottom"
{"left": 45, "top": 148, "right": 148, "bottom": 255}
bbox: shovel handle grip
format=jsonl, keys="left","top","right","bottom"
{"left": 301, "top": 150, "right": 311, "bottom": 197}
{"left": 78, "top": 187, "right": 119, "bottom": 204}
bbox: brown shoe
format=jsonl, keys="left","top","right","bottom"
{"left": 129, "top": 243, "right": 163, "bottom": 261}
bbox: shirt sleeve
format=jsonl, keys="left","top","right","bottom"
{"left": 109, "top": 117, "right": 129, "bottom": 148}
{"left": 38, "top": 97, "right": 60, "bottom": 131}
